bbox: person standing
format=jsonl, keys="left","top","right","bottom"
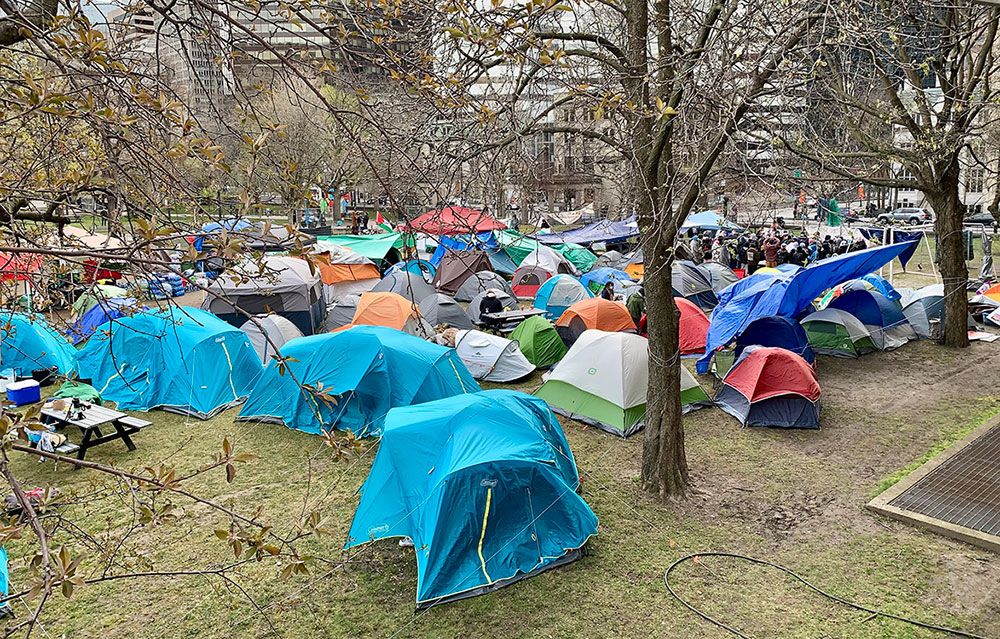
{"left": 626, "top": 286, "right": 645, "bottom": 328}
{"left": 763, "top": 235, "right": 780, "bottom": 268}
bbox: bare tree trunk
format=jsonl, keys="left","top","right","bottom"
{"left": 640, "top": 240, "right": 688, "bottom": 497}
{"left": 928, "top": 157, "right": 970, "bottom": 348}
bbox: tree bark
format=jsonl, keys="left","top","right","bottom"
{"left": 640, "top": 242, "right": 688, "bottom": 497}
{"left": 927, "top": 157, "right": 970, "bottom": 348}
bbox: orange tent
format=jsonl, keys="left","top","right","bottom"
{"left": 676, "top": 297, "right": 710, "bottom": 355}
{"left": 343, "top": 292, "right": 431, "bottom": 336}
{"left": 312, "top": 254, "right": 380, "bottom": 286}
{"left": 555, "top": 297, "right": 636, "bottom": 345}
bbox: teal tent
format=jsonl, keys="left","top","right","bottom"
{"left": 75, "top": 307, "right": 263, "bottom": 418}
{"left": 0, "top": 313, "right": 76, "bottom": 377}
{"left": 345, "top": 390, "right": 597, "bottom": 608}
{"left": 316, "top": 233, "right": 410, "bottom": 263}
{"left": 238, "top": 325, "right": 479, "bottom": 437}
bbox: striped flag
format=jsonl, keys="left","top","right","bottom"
{"left": 375, "top": 212, "right": 393, "bottom": 232}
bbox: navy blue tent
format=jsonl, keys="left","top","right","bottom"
{"left": 698, "top": 241, "right": 918, "bottom": 373}
{"left": 827, "top": 289, "right": 917, "bottom": 349}
{"left": 734, "top": 316, "right": 815, "bottom": 364}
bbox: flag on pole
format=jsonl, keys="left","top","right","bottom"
{"left": 375, "top": 212, "right": 393, "bottom": 232}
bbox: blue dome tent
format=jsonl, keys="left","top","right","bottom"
{"left": 734, "top": 316, "right": 815, "bottom": 364}
{"left": 533, "top": 274, "right": 593, "bottom": 319}
{"left": 67, "top": 297, "right": 142, "bottom": 345}
{"left": 345, "top": 390, "right": 598, "bottom": 609}
{"left": 827, "top": 289, "right": 916, "bottom": 350}
{"left": 580, "top": 267, "right": 633, "bottom": 295}
{"left": 76, "top": 307, "right": 263, "bottom": 418}
{"left": 238, "top": 325, "right": 479, "bottom": 437}
{"left": 384, "top": 259, "right": 436, "bottom": 282}
{"left": 0, "top": 313, "right": 76, "bottom": 377}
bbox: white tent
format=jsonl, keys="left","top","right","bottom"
{"left": 454, "top": 330, "right": 535, "bottom": 382}
{"left": 535, "top": 329, "right": 708, "bottom": 437}
{"left": 519, "top": 245, "right": 579, "bottom": 276}
{"left": 239, "top": 314, "right": 303, "bottom": 364}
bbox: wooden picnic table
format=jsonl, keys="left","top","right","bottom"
{"left": 481, "top": 308, "right": 547, "bottom": 333}
{"left": 40, "top": 401, "right": 151, "bottom": 462}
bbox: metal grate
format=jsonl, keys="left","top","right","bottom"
{"left": 889, "top": 424, "right": 1000, "bottom": 537}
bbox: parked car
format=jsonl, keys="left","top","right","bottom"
{"left": 876, "top": 207, "right": 933, "bottom": 225}
{"left": 964, "top": 210, "right": 998, "bottom": 227}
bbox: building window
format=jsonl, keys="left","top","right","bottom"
{"left": 965, "top": 167, "right": 986, "bottom": 193}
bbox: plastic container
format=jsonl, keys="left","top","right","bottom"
{"left": 0, "top": 369, "right": 14, "bottom": 393}
{"left": 6, "top": 379, "right": 41, "bottom": 406}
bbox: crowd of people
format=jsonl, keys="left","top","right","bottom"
{"left": 679, "top": 224, "right": 868, "bottom": 274}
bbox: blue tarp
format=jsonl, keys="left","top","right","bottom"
{"left": 0, "top": 312, "right": 76, "bottom": 377}
{"left": 856, "top": 274, "right": 901, "bottom": 301}
{"left": 238, "top": 325, "right": 479, "bottom": 437}
{"left": 535, "top": 217, "right": 639, "bottom": 246}
{"left": 857, "top": 227, "right": 923, "bottom": 268}
{"left": 194, "top": 219, "right": 255, "bottom": 251}
{"left": 430, "top": 234, "right": 516, "bottom": 275}
{"left": 345, "top": 390, "right": 597, "bottom": 608}
{"left": 680, "top": 210, "right": 743, "bottom": 232}
{"left": 698, "top": 241, "right": 918, "bottom": 373}
{"left": 76, "top": 307, "right": 263, "bottom": 418}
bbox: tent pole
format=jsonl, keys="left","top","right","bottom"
{"left": 888, "top": 227, "right": 895, "bottom": 283}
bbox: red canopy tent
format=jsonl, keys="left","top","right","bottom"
{"left": 403, "top": 206, "right": 507, "bottom": 235}
{"left": 0, "top": 252, "right": 42, "bottom": 281}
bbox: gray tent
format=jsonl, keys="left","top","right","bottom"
{"left": 371, "top": 271, "right": 436, "bottom": 304}
{"left": 201, "top": 255, "right": 325, "bottom": 335}
{"left": 325, "top": 295, "right": 361, "bottom": 330}
{"left": 455, "top": 271, "right": 515, "bottom": 302}
{"left": 594, "top": 250, "right": 626, "bottom": 270}
{"left": 239, "top": 314, "right": 303, "bottom": 364}
{"left": 698, "top": 262, "right": 739, "bottom": 293}
{"left": 466, "top": 289, "right": 518, "bottom": 325}
{"left": 419, "top": 293, "right": 474, "bottom": 330}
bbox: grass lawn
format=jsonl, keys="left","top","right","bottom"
{"left": 5, "top": 338, "right": 1000, "bottom": 638}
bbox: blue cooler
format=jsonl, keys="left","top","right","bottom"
{"left": 6, "top": 380, "right": 40, "bottom": 406}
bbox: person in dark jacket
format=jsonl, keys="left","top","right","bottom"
{"left": 601, "top": 281, "right": 616, "bottom": 301}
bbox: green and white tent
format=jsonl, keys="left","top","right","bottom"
{"left": 800, "top": 308, "right": 878, "bottom": 357}
{"left": 534, "top": 330, "right": 709, "bottom": 437}
{"left": 510, "top": 315, "right": 567, "bottom": 369}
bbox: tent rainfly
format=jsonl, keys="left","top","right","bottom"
{"left": 311, "top": 242, "right": 381, "bottom": 302}
{"left": 201, "top": 255, "right": 325, "bottom": 335}
{"left": 454, "top": 330, "right": 535, "bottom": 382}
{"left": 432, "top": 251, "right": 494, "bottom": 296}
{"left": 533, "top": 275, "right": 593, "bottom": 320}
{"left": 715, "top": 346, "right": 821, "bottom": 429}
{"left": 371, "top": 271, "right": 437, "bottom": 304}
{"left": 344, "top": 390, "right": 596, "bottom": 609}
{"left": 800, "top": 308, "right": 878, "bottom": 357}
{"left": 349, "top": 292, "right": 433, "bottom": 336}
{"left": 535, "top": 330, "right": 709, "bottom": 437}
{"left": 509, "top": 315, "right": 567, "bottom": 369}
{"left": 555, "top": 298, "right": 636, "bottom": 346}
{"left": 238, "top": 325, "right": 479, "bottom": 437}
{"left": 511, "top": 265, "right": 553, "bottom": 299}
{"left": 239, "top": 314, "right": 304, "bottom": 364}
{"left": 419, "top": 294, "right": 474, "bottom": 330}
{"left": 454, "top": 271, "right": 514, "bottom": 302}
{"left": 76, "top": 307, "right": 263, "bottom": 419}
{"left": 1, "top": 313, "right": 77, "bottom": 376}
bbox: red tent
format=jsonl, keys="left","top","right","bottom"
{"left": 676, "top": 297, "right": 710, "bottom": 355}
{"left": 404, "top": 206, "right": 507, "bottom": 235}
{"left": 722, "top": 347, "right": 820, "bottom": 403}
{"left": 0, "top": 252, "right": 42, "bottom": 281}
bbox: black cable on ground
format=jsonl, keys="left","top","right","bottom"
{"left": 663, "top": 552, "right": 991, "bottom": 639}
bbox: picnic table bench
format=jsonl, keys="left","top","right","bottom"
{"left": 39, "top": 401, "right": 151, "bottom": 463}
{"left": 481, "top": 308, "right": 546, "bottom": 334}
